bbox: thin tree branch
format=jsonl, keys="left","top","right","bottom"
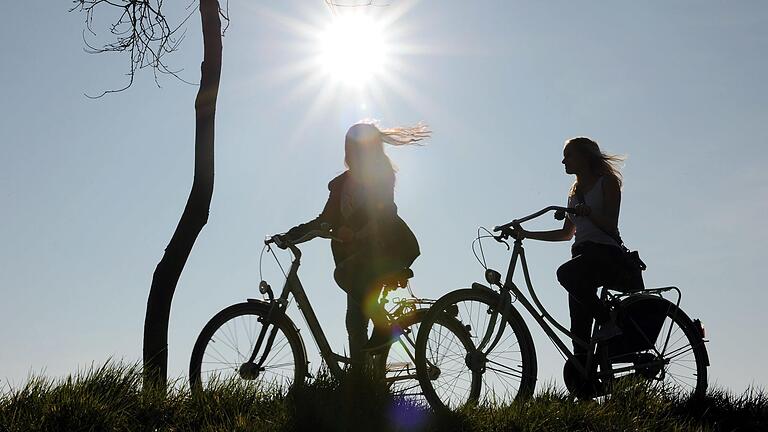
{"left": 71, "top": 0, "right": 228, "bottom": 96}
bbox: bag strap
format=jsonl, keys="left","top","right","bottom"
{"left": 575, "top": 186, "right": 627, "bottom": 250}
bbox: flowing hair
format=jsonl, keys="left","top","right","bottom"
{"left": 344, "top": 121, "right": 431, "bottom": 181}
{"left": 379, "top": 122, "right": 431, "bottom": 146}
{"left": 566, "top": 136, "right": 626, "bottom": 196}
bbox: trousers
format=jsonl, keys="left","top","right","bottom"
{"left": 334, "top": 251, "right": 407, "bottom": 367}
{"left": 556, "top": 241, "right": 623, "bottom": 355}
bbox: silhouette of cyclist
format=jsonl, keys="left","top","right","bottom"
{"left": 275, "top": 122, "right": 429, "bottom": 368}
{"left": 512, "top": 137, "right": 626, "bottom": 357}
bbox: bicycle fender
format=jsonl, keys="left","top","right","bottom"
{"left": 471, "top": 282, "right": 496, "bottom": 296}
{"left": 247, "top": 298, "right": 271, "bottom": 306}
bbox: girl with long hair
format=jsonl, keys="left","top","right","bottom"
{"left": 277, "top": 121, "right": 429, "bottom": 368}
{"left": 513, "top": 137, "right": 627, "bottom": 356}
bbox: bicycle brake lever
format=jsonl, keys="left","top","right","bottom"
{"left": 493, "top": 234, "right": 510, "bottom": 250}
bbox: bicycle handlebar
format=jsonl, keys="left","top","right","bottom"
{"left": 493, "top": 206, "right": 576, "bottom": 233}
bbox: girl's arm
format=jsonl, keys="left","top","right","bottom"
{"left": 516, "top": 217, "right": 575, "bottom": 242}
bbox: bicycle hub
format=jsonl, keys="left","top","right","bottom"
{"left": 238, "top": 362, "right": 262, "bottom": 380}
{"left": 465, "top": 350, "right": 487, "bottom": 374}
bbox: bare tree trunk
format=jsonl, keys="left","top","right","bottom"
{"left": 143, "top": 0, "right": 222, "bottom": 390}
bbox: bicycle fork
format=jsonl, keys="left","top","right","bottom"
{"left": 464, "top": 286, "right": 514, "bottom": 375}
{"left": 239, "top": 281, "right": 285, "bottom": 380}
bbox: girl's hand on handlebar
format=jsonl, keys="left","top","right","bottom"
{"left": 574, "top": 203, "right": 592, "bottom": 217}
{"left": 269, "top": 234, "right": 289, "bottom": 249}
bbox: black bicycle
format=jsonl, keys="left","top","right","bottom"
{"left": 414, "top": 206, "right": 710, "bottom": 411}
{"left": 189, "top": 227, "right": 473, "bottom": 405}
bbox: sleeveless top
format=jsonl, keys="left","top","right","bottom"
{"left": 567, "top": 176, "right": 621, "bottom": 248}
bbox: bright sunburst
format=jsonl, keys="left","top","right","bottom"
{"left": 317, "top": 14, "right": 390, "bottom": 87}
{"left": 252, "top": 2, "right": 430, "bottom": 138}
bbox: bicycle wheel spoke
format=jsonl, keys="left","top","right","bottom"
{"left": 485, "top": 360, "right": 524, "bottom": 380}
{"left": 664, "top": 345, "right": 694, "bottom": 361}
{"left": 262, "top": 361, "right": 295, "bottom": 370}
{"left": 207, "top": 341, "right": 237, "bottom": 366}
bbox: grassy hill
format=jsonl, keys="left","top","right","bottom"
{"left": 1, "top": 362, "right": 766, "bottom": 431}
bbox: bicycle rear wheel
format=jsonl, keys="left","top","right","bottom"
{"left": 600, "top": 295, "right": 708, "bottom": 398}
{"left": 415, "top": 288, "right": 537, "bottom": 412}
{"left": 189, "top": 302, "right": 307, "bottom": 392}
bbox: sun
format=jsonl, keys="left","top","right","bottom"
{"left": 254, "top": 3, "right": 429, "bottom": 135}
{"left": 317, "top": 14, "right": 390, "bottom": 87}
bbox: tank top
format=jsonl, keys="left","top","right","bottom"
{"left": 567, "top": 176, "right": 621, "bottom": 248}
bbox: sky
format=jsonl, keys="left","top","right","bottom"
{"left": 1, "top": 1, "right": 767, "bottom": 393}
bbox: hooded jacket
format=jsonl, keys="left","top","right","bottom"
{"left": 286, "top": 171, "right": 420, "bottom": 267}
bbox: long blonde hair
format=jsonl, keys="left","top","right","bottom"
{"left": 566, "top": 136, "right": 625, "bottom": 196}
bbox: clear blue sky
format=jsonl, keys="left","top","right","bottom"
{"left": 2, "top": 1, "right": 766, "bottom": 392}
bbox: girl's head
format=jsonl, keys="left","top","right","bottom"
{"left": 562, "top": 136, "right": 625, "bottom": 190}
{"left": 343, "top": 121, "right": 430, "bottom": 181}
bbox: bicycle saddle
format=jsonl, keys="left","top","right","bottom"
{"left": 380, "top": 268, "right": 414, "bottom": 288}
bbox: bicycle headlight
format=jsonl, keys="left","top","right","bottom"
{"left": 259, "top": 280, "right": 271, "bottom": 295}
{"left": 485, "top": 269, "right": 502, "bottom": 286}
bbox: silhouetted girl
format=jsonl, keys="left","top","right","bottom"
{"left": 280, "top": 122, "right": 428, "bottom": 368}
{"left": 513, "top": 137, "right": 626, "bottom": 356}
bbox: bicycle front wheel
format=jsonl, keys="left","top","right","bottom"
{"left": 373, "top": 308, "right": 475, "bottom": 408}
{"left": 415, "top": 288, "right": 537, "bottom": 412}
{"left": 189, "top": 302, "right": 307, "bottom": 393}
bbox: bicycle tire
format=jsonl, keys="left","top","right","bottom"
{"left": 415, "top": 288, "right": 537, "bottom": 412}
{"left": 189, "top": 301, "right": 307, "bottom": 392}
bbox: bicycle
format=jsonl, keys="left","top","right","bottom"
{"left": 414, "top": 206, "right": 710, "bottom": 411}
{"left": 188, "top": 227, "right": 473, "bottom": 404}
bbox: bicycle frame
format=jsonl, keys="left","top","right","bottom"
{"left": 481, "top": 238, "right": 590, "bottom": 373}
{"left": 246, "top": 242, "right": 427, "bottom": 381}
{"left": 481, "top": 236, "right": 680, "bottom": 378}
{"left": 244, "top": 243, "right": 353, "bottom": 378}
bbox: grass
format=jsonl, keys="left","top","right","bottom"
{"left": 1, "top": 362, "right": 766, "bottom": 431}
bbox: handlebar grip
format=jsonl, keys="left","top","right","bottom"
{"left": 554, "top": 207, "right": 577, "bottom": 220}
{"left": 266, "top": 234, "right": 289, "bottom": 249}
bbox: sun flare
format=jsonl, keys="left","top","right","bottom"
{"left": 317, "top": 14, "right": 390, "bottom": 87}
